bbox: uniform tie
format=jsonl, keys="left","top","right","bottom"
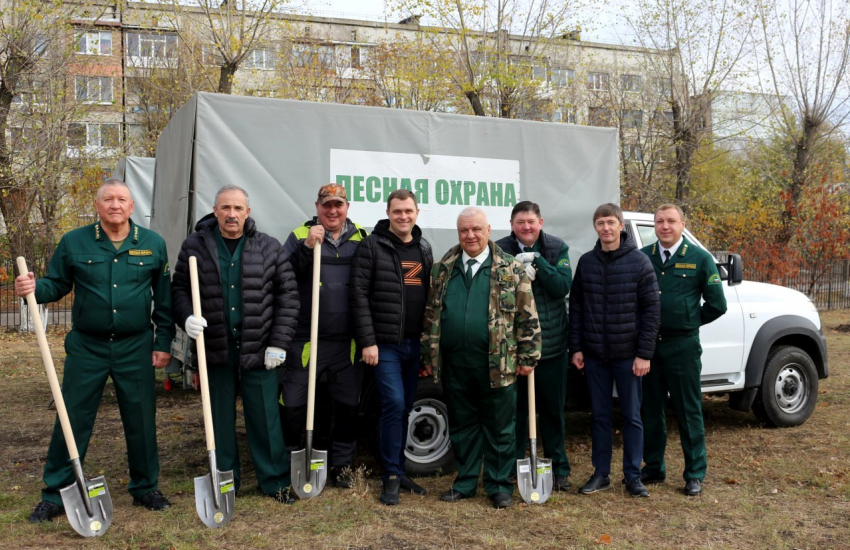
{"left": 465, "top": 258, "right": 478, "bottom": 287}
{"left": 664, "top": 250, "right": 671, "bottom": 264}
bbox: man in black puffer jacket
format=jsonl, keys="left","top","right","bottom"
{"left": 350, "top": 189, "right": 433, "bottom": 506}
{"left": 568, "top": 203, "right": 660, "bottom": 498}
{"left": 172, "top": 185, "right": 299, "bottom": 503}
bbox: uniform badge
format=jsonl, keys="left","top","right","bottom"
{"left": 164, "top": 262, "right": 170, "bottom": 275}
{"left": 557, "top": 258, "right": 570, "bottom": 268}
{"left": 674, "top": 263, "right": 696, "bottom": 269}
{"left": 708, "top": 273, "right": 721, "bottom": 285}
{"left": 129, "top": 249, "right": 153, "bottom": 256}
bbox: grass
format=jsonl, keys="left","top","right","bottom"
{"left": 0, "top": 311, "right": 848, "bottom": 549}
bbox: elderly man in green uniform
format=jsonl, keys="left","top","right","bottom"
{"left": 422, "top": 206, "right": 541, "bottom": 509}
{"left": 495, "top": 201, "right": 573, "bottom": 491}
{"left": 15, "top": 179, "right": 174, "bottom": 522}
{"left": 640, "top": 204, "right": 727, "bottom": 496}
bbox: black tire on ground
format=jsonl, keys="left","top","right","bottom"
{"left": 404, "top": 378, "right": 455, "bottom": 476}
{"left": 752, "top": 345, "right": 818, "bottom": 428}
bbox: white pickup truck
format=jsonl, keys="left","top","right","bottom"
{"left": 402, "top": 212, "right": 829, "bottom": 475}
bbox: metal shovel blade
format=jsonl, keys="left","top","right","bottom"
{"left": 517, "top": 452, "right": 553, "bottom": 504}
{"left": 194, "top": 469, "right": 235, "bottom": 528}
{"left": 291, "top": 447, "right": 328, "bottom": 500}
{"left": 59, "top": 474, "right": 113, "bottom": 537}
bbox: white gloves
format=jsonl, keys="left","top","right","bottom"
{"left": 525, "top": 263, "right": 537, "bottom": 281}
{"left": 185, "top": 314, "right": 207, "bottom": 340}
{"left": 264, "top": 346, "right": 286, "bottom": 370}
{"left": 515, "top": 252, "right": 537, "bottom": 264}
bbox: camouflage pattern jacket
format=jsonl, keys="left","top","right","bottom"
{"left": 421, "top": 240, "right": 542, "bottom": 388}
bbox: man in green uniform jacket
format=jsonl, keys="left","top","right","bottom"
{"left": 15, "top": 180, "right": 175, "bottom": 523}
{"left": 495, "top": 201, "right": 573, "bottom": 491}
{"left": 422, "top": 207, "right": 541, "bottom": 509}
{"left": 640, "top": 204, "right": 727, "bottom": 497}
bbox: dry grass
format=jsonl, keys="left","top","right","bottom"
{"left": 1, "top": 311, "right": 848, "bottom": 549}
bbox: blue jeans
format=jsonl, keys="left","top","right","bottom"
{"left": 375, "top": 339, "right": 421, "bottom": 479}
{"left": 584, "top": 356, "right": 644, "bottom": 481}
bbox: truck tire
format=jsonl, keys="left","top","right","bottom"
{"left": 752, "top": 346, "right": 818, "bottom": 428}
{"left": 404, "top": 379, "right": 455, "bottom": 476}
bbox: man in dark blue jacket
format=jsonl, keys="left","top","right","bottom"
{"left": 568, "top": 203, "right": 660, "bottom": 498}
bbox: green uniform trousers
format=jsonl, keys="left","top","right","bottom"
{"left": 641, "top": 331, "right": 706, "bottom": 481}
{"left": 43, "top": 329, "right": 158, "bottom": 505}
{"left": 514, "top": 353, "right": 570, "bottom": 477}
{"left": 208, "top": 354, "right": 290, "bottom": 496}
{"left": 444, "top": 359, "right": 517, "bottom": 497}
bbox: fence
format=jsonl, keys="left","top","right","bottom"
{"left": 2, "top": 255, "right": 849, "bottom": 331}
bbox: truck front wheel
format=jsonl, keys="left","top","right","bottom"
{"left": 404, "top": 379, "right": 455, "bottom": 475}
{"left": 752, "top": 346, "right": 818, "bottom": 427}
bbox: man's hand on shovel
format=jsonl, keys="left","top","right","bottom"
{"left": 14, "top": 272, "right": 35, "bottom": 296}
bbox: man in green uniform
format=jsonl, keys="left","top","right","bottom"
{"left": 15, "top": 180, "right": 174, "bottom": 522}
{"left": 422, "top": 207, "right": 541, "bottom": 509}
{"left": 640, "top": 204, "right": 727, "bottom": 496}
{"left": 172, "top": 186, "right": 299, "bottom": 503}
{"left": 495, "top": 201, "right": 573, "bottom": 491}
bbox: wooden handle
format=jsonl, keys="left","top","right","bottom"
{"left": 16, "top": 257, "right": 80, "bottom": 460}
{"left": 306, "top": 243, "right": 321, "bottom": 432}
{"left": 527, "top": 369, "right": 537, "bottom": 440}
{"left": 189, "top": 256, "right": 216, "bottom": 453}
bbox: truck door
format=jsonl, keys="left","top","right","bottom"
{"left": 629, "top": 222, "right": 746, "bottom": 386}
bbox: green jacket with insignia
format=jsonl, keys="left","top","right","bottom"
{"left": 34, "top": 219, "right": 175, "bottom": 351}
{"left": 641, "top": 236, "right": 727, "bottom": 334}
{"left": 421, "top": 240, "right": 542, "bottom": 388}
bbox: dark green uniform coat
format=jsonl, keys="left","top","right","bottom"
{"left": 33, "top": 220, "right": 174, "bottom": 505}
{"left": 496, "top": 231, "right": 572, "bottom": 477}
{"left": 640, "top": 236, "right": 727, "bottom": 481}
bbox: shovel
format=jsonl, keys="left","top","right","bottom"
{"left": 291, "top": 242, "right": 328, "bottom": 499}
{"left": 517, "top": 369, "right": 553, "bottom": 504}
{"left": 16, "top": 257, "right": 113, "bottom": 537}
{"left": 189, "top": 256, "right": 236, "bottom": 528}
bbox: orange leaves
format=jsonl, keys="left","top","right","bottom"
{"left": 595, "top": 534, "right": 612, "bottom": 545}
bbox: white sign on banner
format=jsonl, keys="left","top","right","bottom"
{"left": 330, "top": 149, "right": 520, "bottom": 230}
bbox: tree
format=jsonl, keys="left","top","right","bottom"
{"left": 160, "top": 0, "right": 285, "bottom": 94}
{"left": 754, "top": 0, "right": 850, "bottom": 241}
{"left": 391, "top": 0, "right": 579, "bottom": 118}
{"left": 621, "top": 0, "right": 755, "bottom": 207}
{"left": 0, "top": 0, "right": 107, "bottom": 265}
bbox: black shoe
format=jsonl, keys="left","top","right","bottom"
{"left": 579, "top": 475, "right": 612, "bottom": 495}
{"left": 684, "top": 479, "right": 702, "bottom": 496}
{"left": 380, "top": 476, "right": 401, "bottom": 506}
{"left": 399, "top": 475, "right": 426, "bottom": 495}
{"left": 133, "top": 489, "right": 171, "bottom": 511}
{"left": 268, "top": 489, "right": 297, "bottom": 505}
{"left": 554, "top": 475, "right": 572, "bottom": 491}
{"left": 640, "top": 471, "right": 666, "bottom": 485}
{"left": 330, "top": 467, "right": 353, "bottom": 489}
{"left": 625, "top": 477, "right": 650, "bottom": 498}
{"left": 28, "top": 501, "right": 63, "bottom": 523}
{"left": 440, "top": 488, "right": 470, "bottom": 502}
{"left": 490, "top": 492, "right": 513, "bottom": 509}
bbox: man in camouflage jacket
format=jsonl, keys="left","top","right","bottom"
{"left": 421, "top": 207, "right": 541, "bottom": 509}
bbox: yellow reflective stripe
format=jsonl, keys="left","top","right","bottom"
{"left": 350, "top": 340, "right": 356, "bottom": 364}
{"left": 293, "top": 225, "right": 311, "bottom": 239}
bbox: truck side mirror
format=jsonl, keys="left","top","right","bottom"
{"left": 719, "top": 253, "right": 743, "bottom": 286}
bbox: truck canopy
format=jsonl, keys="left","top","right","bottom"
{"left": 151, "top": 92, "right": 619, "bottom": 268}
{"left": 112, "top": 156, "right": 155, "bottom": 229}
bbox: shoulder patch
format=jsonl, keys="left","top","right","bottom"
{"left": 164, "top": 262, "right": 170, "bottom": 275}
{"left": 557, "top": 258, "right": 570, "bottom": 268}
{"left": 708, "top": 273, "right": 721, "bottom": 285}
{"left": 674, "top": 263, "right": 696, "bottom": 269}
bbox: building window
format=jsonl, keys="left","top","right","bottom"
{"left": 654, "top": 110, "right": 675, "bottom": 127}
{"left": 244, "top": 48, "right": 276, "bottom": 70}
{"left": 587, "top": 72, "right": 610, "bottom": 91}
{"left": 126, "top": 32, "right": 178, "bottom": 67}
{"left": 11, "top": 79, "right": 44, "bottom": 105}
{"left": 75, "top": 76, "right": 113, "bottom": 103}
{"left": 293, "top": 44, "right": 335, "bottom": 68}
{"left": 656, "top": 77, "right": 673, "bottom": 97}
{"left": 589, "top": 106, "right": 614, "bottom": 127}
{"left": 623, "top": 143, "right": 643, "bottom": 161}
{"left": 76, "top": 30, "right": 112, "bottom": 55}
{"left": 622, "top": 109, "right": 643, "bottom": 128}
{"left": 68, "top": 123, "right": 119, "bottom": 156}
{"left": 532, "top": 65, "right": 547, "bottom": 81}
{"left": 550, "top": 68, "right": 575, "bottom": 87}
{"left": 201, "top": 44, "right": 223, "bottom": 65}
{"left": 553, "top": 105, "right": 576, "bottom": 124}
{"left": 621, "top": 74, "right": 641, "bottom": 92}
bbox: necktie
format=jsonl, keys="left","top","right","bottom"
{"left": 465, "top": 258, "right": 478, "bottom": 287}
{"left": 664, "top": 250, "right": 671, "bottom": 263}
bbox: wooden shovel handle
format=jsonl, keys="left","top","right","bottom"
{"left": 189, "top": 256, "right": 216, "bottom": 453}
{"left": 306, "top": 243, "right": 321, "bottom": 432}
{"left": 16, "top": 257, "right": 80, "bottom": 461}
{"left": 527, "top": 368, "right": 537, "bottom": 440}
